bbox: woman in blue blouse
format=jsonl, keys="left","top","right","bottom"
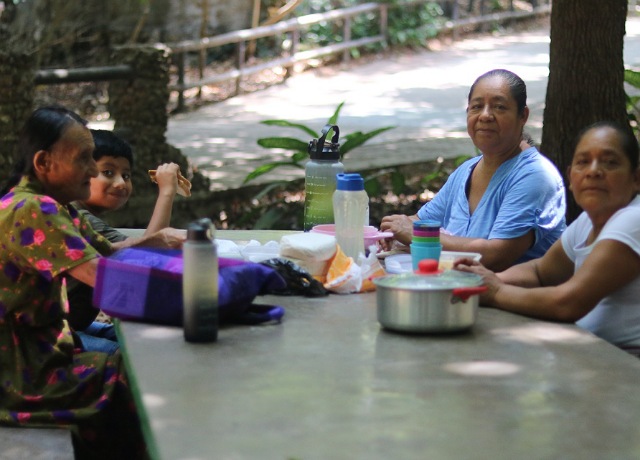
{"left": 381, "top": 69, "right": 566, "bottom": 271}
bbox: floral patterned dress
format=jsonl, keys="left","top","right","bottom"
{"left": 0, "top": 176, "right": 146, "bottom": 459}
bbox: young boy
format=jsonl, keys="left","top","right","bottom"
{"left": 75, "top": 129, "right": 184, "bottom": 244}
{"left": 69, "top": 129, "right": 186, "bottom": 352}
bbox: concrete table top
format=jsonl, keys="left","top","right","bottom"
{"left": 117, "top": 291, "right": 640, "bottom": 460}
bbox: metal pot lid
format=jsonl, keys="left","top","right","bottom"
{"left": 375, "top": 259, "right": 483, "bottom": 290}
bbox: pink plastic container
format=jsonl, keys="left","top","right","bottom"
{"left": 310, "top": 224, "right": 393, "bottom": 249}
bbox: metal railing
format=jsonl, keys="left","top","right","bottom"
{"left": 167, "top": 3, "right": 387, "bottom": 111}
{"left": 166, "top": 0, "right": 551, "bottom": 112}
{"left": 34, "top": 65, "right": 133, "bottom": 85}
{"left": 29, "top": 1, "right": 551, "bottom": 107}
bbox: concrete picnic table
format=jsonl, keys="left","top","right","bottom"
{"left": 114, "top": 230, "right": 640, "bottom": 460}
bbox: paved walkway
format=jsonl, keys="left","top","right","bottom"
{"left": 92, "top": 16, "right": 640, "bottom": 191}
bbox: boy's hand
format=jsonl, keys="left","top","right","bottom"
{"left": 148, "top": 164, "right": 192, "bottom": 197}
{"left": 146, "top": 228, "right": 186, "bottom": 249}
{"left": 153, "top": 163, "right": 180, "bottom": 196}
{"left": 113, "top": 228, "right": 186, "bottom": 250}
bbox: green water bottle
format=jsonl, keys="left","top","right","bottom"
{"left": 303, "top": 124, "right": 344, "bottom": 231}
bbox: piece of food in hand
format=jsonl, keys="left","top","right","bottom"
{"left": 148, "top": 169, "right": 192, "bottom": 197}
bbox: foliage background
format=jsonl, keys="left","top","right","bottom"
{"left": 1, "top": 0, "right": 591, "bottom": 231}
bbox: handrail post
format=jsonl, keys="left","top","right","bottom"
{"left": 379, "top": 4, "right": 388, "bottom": 46}
{"left": 479, "top": 0, "right": 488, "bottom": 32}
{"left": 286, "top": 29, "right": 300, "bottom": 80}
{"left": 452, "top": 0, "right": 459, "bottom": 41}
{"left": 343, "top": 16, "right": 352, "bottom": 64}
{"left": 235, "top": 40, "right": 246, "bottom": 96}
{"left": 177, "top": 52, "right": 186, "bottom": 112}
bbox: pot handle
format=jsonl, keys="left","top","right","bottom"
{"left": 452, "top": 286, "right": 487, "bottom": 302}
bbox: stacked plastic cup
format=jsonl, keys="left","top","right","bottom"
{"left": 410, "top": 220, "right": 442, "bottom": 270}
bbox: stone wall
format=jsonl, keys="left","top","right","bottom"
{"left": 106, "top": 44, "right": 211, "bottom": 220}
{"left": 0, "top": 51, "right": 34, "bottom": 181}
{"left": 109, "top": 44, "right": 176, "bottom": 196}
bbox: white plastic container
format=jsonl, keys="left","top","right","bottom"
{"left": 385, "top": 251, "right": 482, "bottom": 274}
{"left": 183, "top": 218, "right": 218, "bottom": 342}
{"left": 438, "top": 251, "right": 482, "bottom": 270}
{"left": 333, "top": 173, "right": 369, "bottom": 261}
{"left": 310, "top": 224, "right": 393, "bottom": 251}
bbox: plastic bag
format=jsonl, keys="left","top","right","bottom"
{"left": 324, "top": 245, "right": 386, "bottom": 294}
{"left": 260, "top": 258, "right": 329, "bottom": 297}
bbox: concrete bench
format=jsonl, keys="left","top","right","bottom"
{"left": 0, "top": 426, "right": 74, "bottom": 459}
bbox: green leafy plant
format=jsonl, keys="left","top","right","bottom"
{"left": 386, "top": 1, "right": 445, "bottom": 48}
{"left": 420, "top": 154, "right": 471, "bottom": 187}
{"left": 243, "top": 101, "right": 395, "bottom": 184}
{"left": 296, "top": 1, "right": 446, "bottom": 53}
{"left": 359, "top": 152, "right": 471, "bottom": 202}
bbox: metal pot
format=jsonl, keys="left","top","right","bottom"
{"left": 373, "top": 260, "right": 486, "bottom": 333}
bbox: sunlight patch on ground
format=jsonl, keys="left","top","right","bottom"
{"left": 178, "top": 135, "right": 243, "bottom": 146}
{"left": 443, "top": 360, "right": 521, "bottom": 377}
{"left": 191, "top": 157, "right": 223, "bottom": 167}
{"left": 219, "top": 150, "right": 286, "bottom": 161}
{"left": 627, "top": 14, "right": 640, "bottom": 36}
{"left": 142, "top": 393, "right": 166, "bottom": 409}
{"left": 490, "top": 323, "right": 599, "bottom": 345}
{"left": 139, "top": 326, "right": 182, "bottom": 340}
{"left": 452, "top": 31, "right": 550, "bottom": 52}
{"left": 202, "top": 137, "right": 227, "bottom": 145}
{"left": 421, "top": 128, "right": 468, "bottom": 138}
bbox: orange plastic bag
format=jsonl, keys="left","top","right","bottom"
{"left": 324, "top": 244, "right": 386, "bottom": 294}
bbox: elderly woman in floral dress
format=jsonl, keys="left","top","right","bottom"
{"left": 0, "top": 106, "right": 147, "bottom": 459}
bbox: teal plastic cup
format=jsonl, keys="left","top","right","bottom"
{"left": 410, "top": 243, "right": 442, "bottom": 270}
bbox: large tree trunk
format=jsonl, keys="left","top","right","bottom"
{"left": 541, "top": 0, "right": 629, "bottom": 223}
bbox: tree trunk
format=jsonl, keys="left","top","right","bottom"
{"left": 541, "top": 0, "right": 629, "bottom": 223}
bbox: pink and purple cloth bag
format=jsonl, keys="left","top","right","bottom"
{"left": 93, "top": 248, "right": 286, "bottom": 325}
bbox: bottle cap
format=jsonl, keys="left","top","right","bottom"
{"left": 187, "top": 218, "right": 214, "bottom": 241}
{"left": 308, "top": 124, "right": 340, "bottom": 160}
{"left": 336, "top": 173, "right": 364, "bottom": 191}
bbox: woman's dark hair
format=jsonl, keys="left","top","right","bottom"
{"left": 468, "top": 69, "right": 528, "bottom": 116}
{"left": 574, "top": 120, "right": 639, "bottom": 171}
{"left": 1, "top": 106, "right": 87, "bottom": 196}
{"left": 90, "top": 129, "right": 134, "bottom": 167}
{"left": 522, "top": 131, "right": 536, "bottom": 148}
